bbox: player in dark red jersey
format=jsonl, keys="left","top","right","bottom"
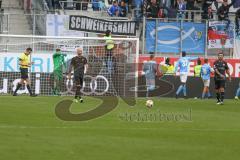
{"left": 213, "top": 52, "right": 231, "bottom": 105}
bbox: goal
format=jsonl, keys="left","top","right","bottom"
{"left": 0, "top": 35, "right": 139, "bottom": 97}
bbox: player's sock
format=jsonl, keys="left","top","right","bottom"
{"left": 176, "top": 85, "right": 183, "bottom": 95}
{"left": 207, "top": 91, "right": 211, "bottom": 98}
{"left": 13, "top": 83, "right": 22, "bottom": 94}
{"left": 78, "top": 86, "right": 82, "bottom": 99}
{"left": 216, "top": 92, "right": 220, "bottom": 102}
{"left": 75, "top": 92, "right": 79, "bottom": 99}
{"left": 202, "top": 92, "right": 205, "bottom": 99}
{"left": 55, "top": 87, "right": 60, "bottom": 95}
{"left": 183, "top": 85, "right": 187, "bottom": 97}
{"left": 220, "top": 92, "right": 225, "bottom": 102}
{"left": 146, "top": 90, "right": 149, "bottom": 98}
{"left": 75, "top": 86, "right": 81, "bottom": 99}
{"left": 26, "top": 85, "right": 33, "bottom": 95}
{"left": 236, "top": 88, "right": 240, "bottom": 97}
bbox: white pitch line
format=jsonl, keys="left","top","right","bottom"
{"left": 0, "top": 125, "right": 240, "bottom": 132}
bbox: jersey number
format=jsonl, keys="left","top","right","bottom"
{"left": 182, "top": 60, "right": 188, "bottom": 67}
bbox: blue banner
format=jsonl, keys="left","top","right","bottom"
{"left": 146, "top": 21, "right": 206, "bottom": 54}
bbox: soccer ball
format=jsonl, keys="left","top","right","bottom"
{"left": 146, "top": 100, "right": 154, "bottom": 108}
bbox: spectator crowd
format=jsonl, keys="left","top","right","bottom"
{"left": 107, "top": 0, "right": 128, "bottom": 17}
{"left": 44, "top": 0, "right": 240, "bottom": 33}
{"left": 145, "top": 0, "right": 238, "bottom": 21}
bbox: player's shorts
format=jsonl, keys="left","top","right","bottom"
{"left": 202, "top": 79, "right": 210, "bottom": 87}
{"left": 74, "top": 74, "right": 84, "bottom": 86}
{"left": 180, "top": 73, "right": 188, "bottom": 83}
{"left": 214, "top": 79, "right": 226, "bottom": 89}
{"left": 20, "top": 68, "right": 28, "bottom": 79}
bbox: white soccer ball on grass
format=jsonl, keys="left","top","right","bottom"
{"left": 146, "top": 100, "right": 154, "bottom": 108}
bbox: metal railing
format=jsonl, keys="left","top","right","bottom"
{"left": 0, "top": 13, "right": 47, "bottom": 35}
{"left": 59, "top": 1, "right": 105, "bottom": 11}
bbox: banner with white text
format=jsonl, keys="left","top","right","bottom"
{"left": 69, "top": 15, "right": 136, "bottom": 36}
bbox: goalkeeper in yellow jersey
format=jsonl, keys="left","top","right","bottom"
{"left": 13, "top": 48, "right": 36, "bottom": 97}
{"left": 52, "top": 48, "right": 67, "bottom": 95}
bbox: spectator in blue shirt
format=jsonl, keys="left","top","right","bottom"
{"left": 92, "top": 0, "right": 105, "bottom": 11}
{"left": 99, "top": 0, "right": 106, "bottom": 10}
{"left": 133, "top": 0, "right": 143, "bottom": 26}
{"left": 119, "top": 0, "right": 127, "bottom": 17}
{"left": 107, "top": 1, "right": 119, "bottom": 16}
{"left": 92, "top": 0, "right": 100, "bottom": 11}
{"left": 176, "top": 0, "right": 186, "bottom": 20}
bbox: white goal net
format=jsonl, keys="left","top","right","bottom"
{"left": 0, "top": 35, "right": 139, "bottom": 97}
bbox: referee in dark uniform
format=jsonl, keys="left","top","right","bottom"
{"left": 213, "top": 52, "right": 231, "bottom": 105}
{"left": 68, "top": 48, "right": 88, "bottom": 103}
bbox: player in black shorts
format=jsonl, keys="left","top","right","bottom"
{"left": 68, "top": 48, "right": 88, "bottom": 103}
{"left": 213, "top": 52, "right": 231, "bottom": 105}
{"left": 13, "top": 48, "right": 36, "bottom": 97}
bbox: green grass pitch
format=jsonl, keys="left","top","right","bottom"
{"left": 0, "top": 96, "right": 240, "bottom": 160}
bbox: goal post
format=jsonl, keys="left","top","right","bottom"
{"left": 0, "top": 34, "right": 139, "bottom": 97}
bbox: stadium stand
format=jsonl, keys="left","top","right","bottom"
{"left": 0, "top": 0, "right": 239, "bottom": 57}
{"left": 1, "top": 0, "right": 33, "bottom": 35}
